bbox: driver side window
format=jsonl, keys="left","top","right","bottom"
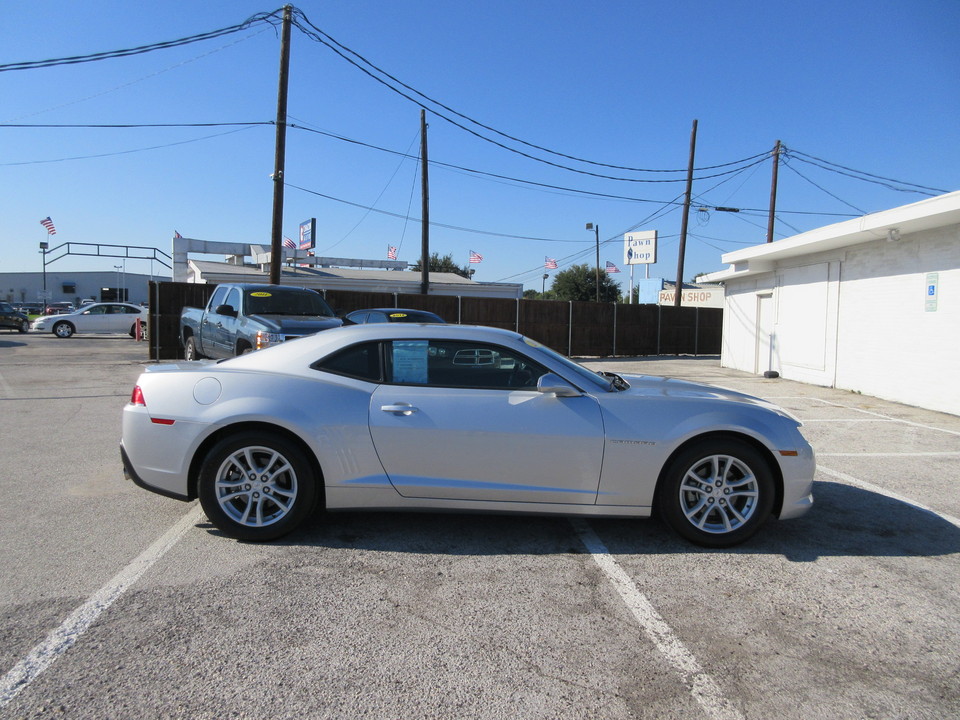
{"left": 389, "top": 340, "right": 547, "bottom": 390}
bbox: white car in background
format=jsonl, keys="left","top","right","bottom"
{"left": 121, "top": 324, "right": 815, "bottom": 547}
{"left": 32, "top": 302, "right": 147, "bottom": 338}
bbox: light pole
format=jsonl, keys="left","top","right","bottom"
{"left": 114, "top": 265, "right": 122, "bottom": 302}
{"left": 542, "top": 273, "right": 549, "bottom": 295}
{"left": 39, "top": 242, "right": 48, "bottom": 299}
{"left": 586, "top": 222, "right": 599, "bottom": 302}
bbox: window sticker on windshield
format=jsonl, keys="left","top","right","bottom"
{"left": 250, "top": 292, "right": 272, "bottom": 297}
{"left": 389, "top": 313, "right": 408, "bottom": 318}
{"left": 393, "top": 341, "right": 428, "bottom": 384}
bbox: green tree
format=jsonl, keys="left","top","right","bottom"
{"left": 551, "top": 263, "right": 621, "bottom": 302}
{"left": 410, "top": 252, "right": 471, "bottom": 279}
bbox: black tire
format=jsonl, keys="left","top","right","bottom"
{"left": 17, "top": 321, "right": 27, "bottom": 333}
{"left": 184, "top": 335, "right": 204, "bottom": 361}
{"left": 53, "top": 321, "right": 74, "bottom": 338}
{"left": 656, "top": 438, "right": 775, "bottom": 548}
{"left": 198, "top": 431, "right": 319, "bottom": 541}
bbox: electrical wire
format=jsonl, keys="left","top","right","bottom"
{"left": 784, "top": 147, "right": 948, "bottom": 195}
{"left": 284, "top": 181, "right": 586, "bottom": 243}
{"left": 781, "top": 159, "right": 868, "bottom": 214}
{"left": 2, "top": 28, "right": 272, "bottom": 124}
{"left": 0, "top": 125, "right": 262, "bottom": 166}
{"left": 289, "top": 12, "right": 774, "bottom": 183}
{"left": 0, "top": 9, "right": 284, "bottom": 72}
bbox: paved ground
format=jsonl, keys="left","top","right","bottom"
{"left": 1, "top": 331, "right": 958, "bottom": 719}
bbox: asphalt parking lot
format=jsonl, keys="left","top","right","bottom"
{"left": 1, "top": 331, "right": 958, "bottom": 719}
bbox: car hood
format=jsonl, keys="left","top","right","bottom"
{"left": 617, "top": 373, "right": 799, "bottom": 419}
{"left": 246, "top": 315, "right": 343, "bottom": 333}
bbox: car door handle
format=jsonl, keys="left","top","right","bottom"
{"left": 381, "top": 403, "right": 418, "bottom": 416}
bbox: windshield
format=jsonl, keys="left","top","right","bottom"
{"left": 244, "top": 288, "right": 335, "bottom": 317}
{"left": 529, "top": 339, "right": 624, "bottom": 392}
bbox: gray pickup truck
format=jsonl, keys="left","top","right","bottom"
{"left": 180, "top": 283, "right": 342, "bottom": 359}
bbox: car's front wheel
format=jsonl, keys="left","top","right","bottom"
{"left": 198, "top": 432, "right": 319, "bottom": 541}
{"left": 53, "top": 321, "right": 74, "bottom": 338}
{"left": 657, "top": 438, "right": 775, "bottom": 548}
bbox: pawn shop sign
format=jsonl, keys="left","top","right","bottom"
{"left": 624, "top": 231, "right": 657, "bottom": 265}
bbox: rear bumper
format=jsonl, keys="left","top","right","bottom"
{"left": 121, "top": 443, "right": 191, "bottom": 502}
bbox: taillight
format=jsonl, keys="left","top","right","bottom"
{"left": 130, "top": 385, "right": 146, "bottom": 406}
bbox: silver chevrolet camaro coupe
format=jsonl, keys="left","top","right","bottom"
{"left": 121, "top": 324, "right": 814, "bottom": 547}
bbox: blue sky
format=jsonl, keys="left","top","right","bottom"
{"left": 2, "top": 0, "right": 957, "bottom": 293}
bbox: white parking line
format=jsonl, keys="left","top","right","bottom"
{"left": 766, "top": 397, "right": 960, "bottom": 437}
{"left": 817, "top": 465, "right": 960, "bottom": 530}
{"left": 818, "top": 452, "right": 960, "bottom": 457}
{"left": 0, "top": 506, "right": 203, "bottom": 707}
{"left": 571, "top": 519, "right": 744, "bottom": 720}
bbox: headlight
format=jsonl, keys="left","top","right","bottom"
{"left": 255, "top": 331, "right": 284, "bottom": 350}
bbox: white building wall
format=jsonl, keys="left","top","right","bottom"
{"left": 833, "top": 226, "right": 960, "bottom": 415}
{"left": 720, "top": 224, "right": 960, "bottom": 416}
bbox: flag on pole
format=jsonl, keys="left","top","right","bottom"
{"left": 544, "top": 257, "right": 558, "bottom": 269}
{"left": 173, "top": 230, "right": 182, "bottom": 239}
{"left": 283, "top": 237, "right": 296, "bottom": 249}
{"left": 469, "top": 250, "right": 483, "bottom": 263}
{"left": 605, "top": 261, "right": 621, "bottom": 273}
{"left": 387, "top": 245, "right": 398, "bottom": 260}
{"left": 40, "top": 217, "right": 57, "bottom": 235}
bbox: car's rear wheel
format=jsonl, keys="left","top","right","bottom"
{"left": 184, "top": 336, "right": 203, "bottom": 360}
{"left": 198, "top": 432, "right": 318, "bottom": 541}
{"left": 18, "top": 320, "right": 27, "bottom": 333}
{"left": 53, "top": 321, "right": 74, "bottom": 338}
{"left": 657, "top": 438, "right": 775, "bottom": 548}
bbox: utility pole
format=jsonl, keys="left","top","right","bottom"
{"left": 269, "top": 4, "right": 293, "bottom": 285}
{"left": 420, "top": 109, "right": 430, "bottom": 295}
{"left": 765, "top": 139, "right": 782, "bottom": 244}
{"left": 674, "top": 119, "right": 698, "bottom": 308}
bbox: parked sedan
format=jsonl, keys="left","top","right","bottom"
{"left": 0, "top": 301, "right": 29, "bottom": 333}
{"left": 121, "top": 324, "right": 814, "bottom": 547}
{"left": 32, "top": 302, "right": 147, "bottom": 338}
{"left": 344, "top": 308, "right": 445, "bottom": 324}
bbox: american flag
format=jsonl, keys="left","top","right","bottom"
{"left": 387, "top": 245, "right": 398, "bottom": 260}
{"left": 545, "top": 257, "right": 558, "bottom": 269}
{"left": 469, "top": 250, "right": 483, "bottom": 264}
{"left": 605, "top": 261, "right": 621, "bottom": 273}
{"left": 174, "top": 230, "right": 182, "bottom": 239}
{"left": 40, "top": 217, "right": 57, "bottom": 235}
{"left": 283, "top": 237, "right": 296, "bottom": 249}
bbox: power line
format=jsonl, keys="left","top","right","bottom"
{"left": 0, "top": 125, "right": 263, "bottom": 166}
{"left": 290, "top": 8, "right": 771, "bottom": 177}
{"left": 781, "top": 158, "right": 868, "bottom": 214}
{"left": 0, "top": 9, "right": 284, "bottom": 72}
{"left": 284, "top": 181, "right": 589, "bottom": 243}
{"left": 784, "top": 147, "right": 949, "bottom": 195}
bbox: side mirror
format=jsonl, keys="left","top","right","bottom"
{"left": 215, "top": 304, "right": 237, "bottom": 318}
{"left": 536, "top": 373, "right": 581, "bottom": 397}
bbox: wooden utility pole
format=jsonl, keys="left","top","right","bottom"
{"left": 765, "top": 139, "right": 782, "bottom": 244}
{"left": 674, "top": 119, "right": 698, "bottom": 307}
{"left": 420, "top": 109, "right": 430, "bottom": 295}
{"left": 269, "top": 5, "right": 293, "bottom": 285}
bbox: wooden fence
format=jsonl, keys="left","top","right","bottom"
{"left": 147, "top": 281, "right": 721, "bottom": 361}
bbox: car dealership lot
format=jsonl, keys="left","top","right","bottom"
{"left": 1, "top": 332, "right": 958, "bottom": 718}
